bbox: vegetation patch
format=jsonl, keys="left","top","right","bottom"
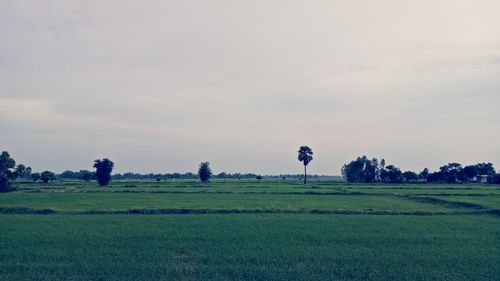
{"left": 0, "top": 207, "right": 56, "bottom": 214}
{"left": 399, "top": 195, "right": 488, "bottom": 210}
{"left": 0, "top": 206, "right": 492, "bottom": 216}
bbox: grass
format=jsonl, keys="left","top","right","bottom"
{"left": 0, "top": 214, "right": 498, "bottom": 281}
{"left": 350, "top": 187, "right": 500, "bottom": 196}
{"left": 430, "top": 195, "right": 500, "bottom": 209}
{"left": 0, "top": 192, "right": 457, "bottom": 213}
{"left": 0, "top": 179, "right": 499, "bottom": 280}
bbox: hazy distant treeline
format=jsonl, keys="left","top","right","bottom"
{"left": 58, "top": 171, "right": 340, "bottom": 181}
{"left": 2, "top": 149, "right": 500, "bottom": 194}
{"left": 342, "top": 156, "right": 500, "bottom": 184}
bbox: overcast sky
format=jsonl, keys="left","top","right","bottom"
{"left": 1, "top": 1, "right": 499, "bottom": 175}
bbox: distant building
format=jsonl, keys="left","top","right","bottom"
{"left": 479, "top": 175, "right": 489, "bottom": 184}
{"left": 473, "top": 175, "right": 489, "bottom": 184}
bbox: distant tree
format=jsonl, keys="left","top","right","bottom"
{"left": 461, "top": 165, "right": 478, "bottom": 182}
{"left": 366, "top": 158, "right": 379, "bottom": 182}
{"left": 15, "top": 164, "right": 26, "bottom": 180}
{"left": 419, "top": 168, "right": 430, "bottom": 181}
{"left": 342, "top": 156, "right": 378, "bottom": 183}
{"left": 382, "top": 165, "right": 402, "bottom": 183}
{"left": 61, "top": 170, "right": 79, "bottom": 179}
{"left": 79, "top": 170, "right": 94, "bottom": 181}
{"left": 198, "top": 162, "right": 212, "bottom": 183}
{"left": 31, "top": 172, "right": 41, "bottom": 182}
{"left": 217, "top": 172, "right": 228, "bottom": 179}
{"left": 380, "top": 159, "right": 386, "bottom": 170}
{"left": 40, "top": 171, "right": 56, "bottom": 184}
{"left": 23, "top": 167, "right": 32, "bottom": 179}
{"left": 93, "top": 158, "right": 114, "bottom": 186}
{"left": 0, "top": 151, "right": 17, "bottom": 192}
{"left": 491, "top": 174, "right": 500, "bottom": 184}
{"left": 423, "top": 163, "right": 496, "bottom": 184}
{"left": 439, "top": 163, "right": 463, "bottom": 183}
{"left": 402, "top": 171, "right": 418, "bottom": 182}
{"left": 474, "top": 163, "right": 495, "bottom": 176}
{"left": 371, "top": 158, "right": 380, "bottom": 181}
{"left": 298, "top": 146, "right": 313, "bottom": 184}
{"left": 427, "top": 172, "right": 444, "bottom": 183}
{"left": 256, "top": 175, "right": 263, "bottom": 181}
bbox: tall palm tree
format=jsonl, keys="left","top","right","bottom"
{"left": 298, "top": 146, "right": 313, "bottom": 184}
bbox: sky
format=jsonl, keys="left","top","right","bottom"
{"left": 1, "top": 0, "right": 499, "bottom": 175}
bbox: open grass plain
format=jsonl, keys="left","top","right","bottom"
{"left": 1, "top": 179, "right": 499, "bottom": 280}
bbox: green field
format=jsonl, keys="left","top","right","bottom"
{"left": 1, "top": 179, "right": 499, "bottom": 280}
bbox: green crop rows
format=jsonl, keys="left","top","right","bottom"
{"left": 1, "top": 179, "right": 499, "bottom": 280}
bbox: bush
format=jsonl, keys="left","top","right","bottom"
{"left": 40, "top": 171, "right": 56, "bottom": 184}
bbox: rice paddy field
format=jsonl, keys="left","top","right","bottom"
{"left": 1, "top": 179, "right": 499, "bottom": 280}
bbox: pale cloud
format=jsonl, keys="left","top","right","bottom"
{"left": 1, "top": 0, "right": 499, "bottom": 174}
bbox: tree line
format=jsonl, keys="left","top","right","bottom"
{"left": 341, "top": 155, "right": 500, "bottom": 184}
{"left": 0, "top": 151, "right": 116, "bottom": 192}
{"left": 0, "top": 151, "right": 58, "bottom": 192}
{"left": 1, "top": 146, "right": 318, "bottom": 190}
{"left": 2, "top": 149, "right": 499, "bottom": 192}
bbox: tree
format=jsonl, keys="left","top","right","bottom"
{"left": 342, "top": 156, "right": 378, "bottom": 183}
{"left": 491, "top": 174, "right": 500, "bottom": 184}
{"left": 427, "top": 171, "right": 444, "bottom": 183}
{"left": 439, "top": 163, "right": 463, "bottom": 183}
{"left": 40, "top": 171, "right": 56, "bottom": 184}
{"left": 61, "top": 170, "right": 79, "bottom": 179}
{"left": 256, "top": 175, "right": 263, "bottom": 181}
{"left": 372, "top": 158, "right": 381, "bottom": 181}
{"left": 93, "top": 158, "right": 114, "bottom": 186}
{"left": 79, "top": 170, "right": 94, "bottom": 181}
{"left": 217, "top": 172, "right": 228, "bottom": 179}
{"left": 31, "top": 172, "right": 41, "bottom": 182}
{"left": 0, "top": 151, "right": 17, "bottom": 192}
{"left": 474, "top": 163, "right": 495, "bottom": 176}
{"left": 23, "top": 167, "right": 32, "bottom": 179}
{"left": 462, "top": 165, "right": 478, "bottom": 182}
{"left": 298, "top": 146, "right": 313, "bottom": 184}
{"left": 198, "top": 162, "right": 212, "bottom": 183}
{"left": 381, "top": 165, "right": 402, "bottom": 183}
{"left": 15, "top": 164, "right": 26, "bottom": 180}
{"left": 419, "top": 168, "right": 430, "bottom": 181}
{"left": 402, "top": 171, "right": 418, "bottom": 182}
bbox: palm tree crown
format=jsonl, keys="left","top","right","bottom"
{"left": 298, "top": 146, "right": 313, "bottom": 166}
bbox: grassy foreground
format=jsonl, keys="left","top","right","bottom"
{"left": 1, "top": 214, "right": 499, "bottom": 281}
{"left": 0, "top": 179, "right": 499, "bottom": 280}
